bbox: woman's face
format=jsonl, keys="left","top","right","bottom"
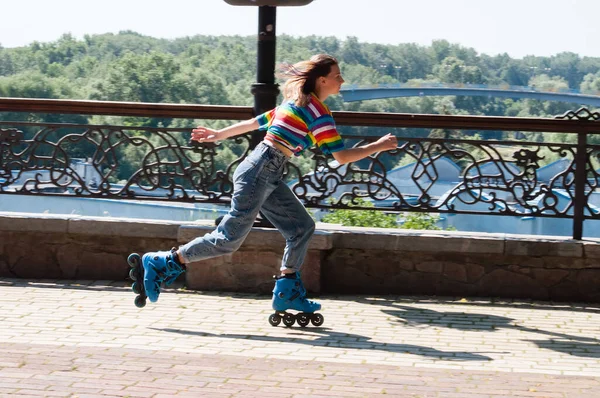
{"left": 319, "top": 64, "right": 345, "bottom": 96}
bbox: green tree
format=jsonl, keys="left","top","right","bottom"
{"left": 581, "top": 71, "right": 600, "bottom": 94}
{"left": 399, "top": 212, "right": 441, "bottom": 230}
{"left": 321, "top": 198, "right": 398, "bottom": 228}
{"left": 92, "top": 51, "right": 180, "bottom": 103}
{"left": 340, "top": 36, "right": 367, "bottom": 65}
{"left": 548, "top": 52, "right": 582, "bottom": 88}
{"left": 0, "top": 46, "right": 14, "bottom": 76}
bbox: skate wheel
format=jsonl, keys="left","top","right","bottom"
{"left": 268, "top": 313, "right": 282, "bottom": 327}
{"left": 134, "top": 295, "right": 147, "bottom": 308}
{"left": 297, "top": 313, "right": 310, "bottom": 327}
{"left": 127, "top": 253, "right": 141, "bottom": 267}
{"left": 129, "top": 268, "right": 140, "bottom": 281}
{"left": 283, "top": 313, "right": 296, "bottom": 327}
{"left": 311, "top": 313, "right": 324, "bottom": 327}
{"left": 131, "top": 281, "right": 141, "bottom": 294}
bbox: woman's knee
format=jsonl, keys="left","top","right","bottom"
{"left": 299, "top": 216, "right": 316, "bottom": 237}
{"left": 218, "top": 238, "right": 244, "bottom": 254}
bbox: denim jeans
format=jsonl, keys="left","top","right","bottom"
{"left": 178, "top": 142, "right": 315, "bottom": 273}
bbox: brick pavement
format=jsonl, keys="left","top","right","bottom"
{"left": 0, "top": 279, "right": 600, "bottom": 397}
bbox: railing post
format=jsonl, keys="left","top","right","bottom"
{"left": 572, "top": 132, "right": 587, "bottom": 240}
{"left": 250, "top": 5, "right": 279, "bottom": 150}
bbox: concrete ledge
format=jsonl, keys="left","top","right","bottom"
{"left": 505, "top": 236, "right": 583, "bottom": 257}
{"left": 0, "top": 212, "right": 69, "bottom": 233}
{"left": 2, "top": 212, "right": 600, "bottom": 301}
{"left": 178, "top": 224, "right": 333, "bottom": 250}
{"left": 68, "top": 217, "right": 181, "bottom": 238}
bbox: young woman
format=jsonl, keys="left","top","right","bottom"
{"left": 134, "top": 54, "right": 397, "bottom": 323}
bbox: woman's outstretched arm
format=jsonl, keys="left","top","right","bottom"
{"left": 332, "top": 133, "right": 398, "bottom": 165}
{"left": 190, "top": 118, "right": 260, "bottom": 143}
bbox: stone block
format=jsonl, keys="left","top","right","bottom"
{"left": 505, "top": 238, "right": 582, "bottom": 257}
{"left": 68, "top": 217, "right": 179, "bottom": 239}
{"left": 330, "top": 229, "right": 505, "bottom": 254}
{"left": 323, "top": 262, "right": 396, "bottom": 294}
{"left": 549, "top": 280, "right": 586, "bottom": 301}
{"left": 583, "top": 241, "right": 600, "bottom": 259}
{"left": 301, "top": 250, "right": 322, "bottom": 293}
{"left": 575, "top": 269, "right": 600, "bottom": 296}
{"left": 464, "top": 263, "right": 485, "bottom": 282}
{"left": 394, "top": 234, "right": 504, "bottom": 254}
{"left": 530, "top": 268, "right": 569, "bottom": 287}
{"left": 242, "top": 228, "right": 333, "bottom": 250}
{"left": 400, "top": 271, "right": 440, "bottom": 295}
{"left": 443, "top": 262, "right": 468, "bottom": 282}
{"left": 478, "top": 269, "right": 549, "bottom": 300}
{"left": 332, "top": 231, "right": 399, "bottom": 250}
{"left": 415, "top": 261, "right": 443, "bottom": 274}
{"left": 186, "top": 247, "right": 322, "bottom": 294}
{"left": 2, "top": 232, "right": 64, "bottom": 278}
{"left": 540, "top": 256, "right": 586, "bottom": 270}
{"left": 0, "top": 213, "right": 68, "bottom": 233}
{"left": 56, "top": 244, "right": 129, "bottom": 280}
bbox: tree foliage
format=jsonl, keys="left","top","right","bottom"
{"left": 321, "top": 199, "right": 398, "bottom": 228}
{"left": 0, "top": 31, "right": 597, "bottom": 120}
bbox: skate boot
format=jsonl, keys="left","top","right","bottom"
{"left": 269, "top": 273, "right": 324, "bottom": 327}
{"left": 127, "top": 248, "right": 186, "bottom": 308}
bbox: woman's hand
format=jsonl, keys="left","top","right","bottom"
{"left": 332, "top": 133, "right": 399, "bottom": 165}
{"left": 191, "top": 127, "right": 220, "bottom": 143}
{"left": 374, "top": 133, "right": 398, "bottom": 151}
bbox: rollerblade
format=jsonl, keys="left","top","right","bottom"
{"left": 269, "top": 273, "right": 324, "bottom": 327}
{"left": 127, "top": 248, "right": 186, "bottom": 308}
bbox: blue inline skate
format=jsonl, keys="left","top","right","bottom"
{"left": 269, "top": 273, "right": 324, "bottom": 327}
{"left": 127, "top": 248, "right": 186, "bottom": 308}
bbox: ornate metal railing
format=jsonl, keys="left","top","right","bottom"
{"left": 0, "top": 97, "right": 599, "bottom": 239}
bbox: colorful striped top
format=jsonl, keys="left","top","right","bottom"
{"left": 255, "top": 93, "right": 344, "bottom": 156}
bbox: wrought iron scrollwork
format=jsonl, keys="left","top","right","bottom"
{"left": 0, "top": 128, "right": 25, "bottom": 187}
{"left": 0, "top": 123, "right": 250, "bottom": 204}
{"left": 286, "top": 135, "right": 581, "bottom": 219}
{"left": 555, "top": 107, "right": 600, "bottom": 121}
{"left": 554, "top": 107, "right": 600, "bottom": 219}
{"left": 287, "top": 140, "right": 403, "bottom": 209}
{"left": 1, "top": 110, "right": 598, "bottom": 222}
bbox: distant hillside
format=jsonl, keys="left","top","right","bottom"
{"left": 1, "top": 31, "right": 599, "bottom": 126}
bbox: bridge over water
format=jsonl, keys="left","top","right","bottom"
{"left": 339, "top": 83, "right": 600, "bottom": 106}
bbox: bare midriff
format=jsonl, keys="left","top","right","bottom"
{"left": 263, "top": 135, "right": 293, "bottom": 158}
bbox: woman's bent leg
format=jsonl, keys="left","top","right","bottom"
{"left": 260, "top": 183, "right": 321, "bottom": 318}
{"left": 142, "top": 154, "right": 273, "bottom": 302}
{"left": 259, "top": 182, "right": 315, "bottom": 274}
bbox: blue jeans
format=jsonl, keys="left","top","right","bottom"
{"left": 179, "top": 142, "right": 315, "bottom": 273}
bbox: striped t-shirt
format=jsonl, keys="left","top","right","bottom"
{"left": 255, "top": 93, "right": 344, "bottom": 156}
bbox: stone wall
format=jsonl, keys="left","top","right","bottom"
{"left": 321, "top": 226, "right": 600, "bottom": 302}
{"left": 1, "top": 212, "right": 599, "bottom": 302}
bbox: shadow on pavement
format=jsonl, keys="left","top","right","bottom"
{"left": 0, "top": 279, "right": 130, "bottom": 292}
{"left": 153, "top": 327, "right": 493, "bottom": 362}
{"left": 525, "top": 340, "right": 600, "bottom": 358}
{"left": 359, "top": 299, "right": 600, "bottom": 358}
{"left": 352, "top": 296, "right": 600, "bottom": 315}
{"left": 3, "top": 279, "right": 598, "bottom": 359}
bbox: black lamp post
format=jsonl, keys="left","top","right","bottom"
{"left": 223, "top": 0, "right": 313, "bottom": 148}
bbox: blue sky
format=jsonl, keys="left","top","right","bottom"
{"left": 3, "top": 0, "right": 598, "bottom": 58}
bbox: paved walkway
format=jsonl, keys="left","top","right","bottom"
{"left": 1, "top": 279, "right": 600, "bottom": 397}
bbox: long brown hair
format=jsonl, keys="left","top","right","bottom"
{"left": 278, "top": 54, "right": 338, "bottom": 107}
